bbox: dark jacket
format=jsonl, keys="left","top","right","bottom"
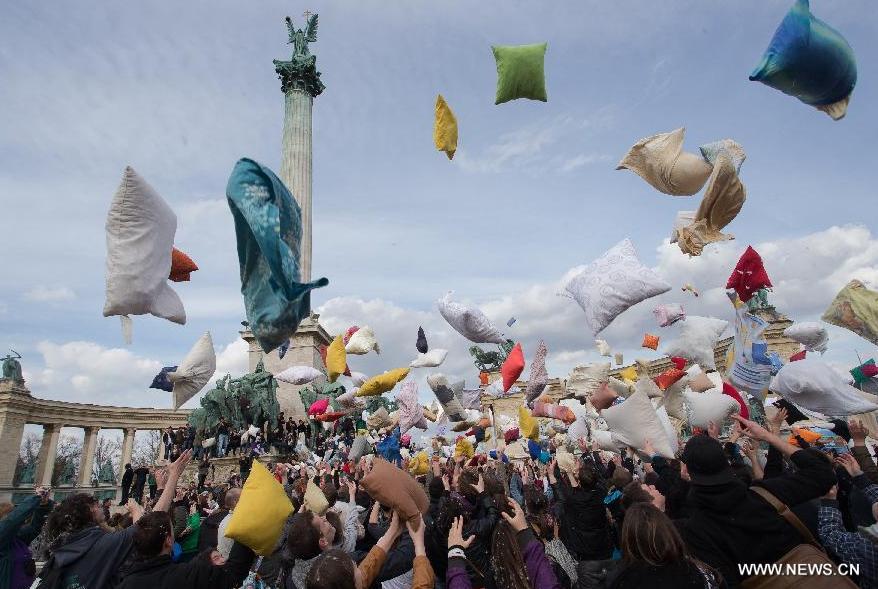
{"left": 651, "top": 456, "right": 690, "bottom": 519}
{"left": 553, "top": 480, "right": 613, "bottom": 561}
{"left": 677, "top": 448, "right": 835, "bottom": 588}
{"left": 0, "top": 495, "right": 53, "bottom": 589}
{"left": 607, "top": 560, "right": 726, "bottom": 589}
{"left": 121, "top": 467, "right": 134, "bottom": 489}
{"left": 197, "top": 508, "right": 229, "bottom": 552}
{"left": 118, "top": 542, "right": 255, "bottom": 589}
{"left": 359, "top": 525, "right": 415, "bottom": 589}
{"left": 458, "top": 494, "right": 499, "bottom": 589}
{"left": 44, "top": 525, "right": 137, "bottom": 589}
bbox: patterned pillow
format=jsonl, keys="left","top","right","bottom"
{"left": 642, "top": 334, "right": 660, "bottom": 350}
{"left": 526, "top": 340, "right": 549, "bottom": 404}
{"left": 565, "top": 239, "right": 671, "bottom": 336}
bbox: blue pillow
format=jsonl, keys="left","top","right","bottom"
{"left": 750, "top": 0, "right": 857, "bottom": 119}
{"left": 527, "top": 439, "right": 541, "bottom": 460}
{"left": 751, "top": 343, "right": 772, "bottom": 366}
{"left": 226, "top": 158, "right": 329, "bottom": 354}
{"left": 149, "top": 366, "right": 177, "bottom": 392}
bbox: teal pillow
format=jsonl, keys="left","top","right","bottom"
{"left": 492, "top": 43, "right": 548, "bottom": 105}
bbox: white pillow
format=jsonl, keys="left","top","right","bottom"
{"left": 770, "top": 358, "right": 878, "bottom": 416}
{"left": 566, "top": 362, "right": 611, "bottom": 398}
{"left": 783, "top": 322, "right": 829, "bottom": 353}
{"left": 663, "top": 316, "right": 729, "bottom": 370}
{"left": 345, "top": 326, "right": 380, "bottom": 355}
{"left": 655, "top": 406, "right": 679, "bottom": 455}
{"left": 564, "top": 239, "right": 672, "bottom": 336}
{"left": 617, "top": 128, "right": 713, "bottom": 196}
{"left": 437, "top": 292, "right": 505, "bottom": 344}
{"left": 349, "top": 372, "right": 368, "bottom": 387}
{"left": 103, "top": 167, "right": 186, "bottom": 333}
{"left": 607, "top": 376, "right": 635, "bottom": 398}
{"left": 636, "top": 375, "right": 664, "bottom": 399}
{"left": 595, "top": 340, "right": 612, "bottom": 357}
{"left": 567, "top": 415, "right": 591, "bottom": 444}
{"left": 592, "top": 429, "right": 621, "bottom": 452}
{"left": 170, "top": 332, "right": 216, "bottom": 409}
{"left": 601, "top": 388, "right": 675, "bottom": 458}
{"left": 663, "top": 375, "right": 690, "bottom": 420}
{"left": 275, "top": 366, "right": 323, "bottom": 385}
{"left": 684, "top": 390, "right": 739, "bottom": 429}
{"left": 410, "top": 349, "right": 448, "bottom": 368}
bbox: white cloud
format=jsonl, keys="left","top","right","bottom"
{"left": 23, "top": 286, "right": 76, "bottom": 302}
{"left": 214, "top": 338, "right": 249, "bottom": 380}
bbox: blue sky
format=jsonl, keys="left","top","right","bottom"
{"left": 2, "top": 1, "right": 878, "bottom": 412}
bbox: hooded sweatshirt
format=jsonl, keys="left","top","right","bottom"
{"left": 46, "top": 525, "right": 136, "bottom": 589}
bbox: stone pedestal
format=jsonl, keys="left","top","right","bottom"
{"left": 241, "top": 314, "right": 332, "bottom": 419}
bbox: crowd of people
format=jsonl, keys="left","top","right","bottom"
{"left": 1, "top": 406, "right": 878, "bottom": 589}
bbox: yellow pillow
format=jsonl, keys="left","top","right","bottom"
{"left": 356, "top": 368, "right": 410, "bottom": 397}
{"left": 619, "top": 365, "right": 638, "bottom": 383}
{"left": 224, "top": 461, "right": 293, "bottom": 556}
{"left": 409, "top": 451, "right": 429, "bottom": 476}
{"left": 303, "top": 480, "right": 329, "bottom": 516}
{"left": 519, "top": 406, "right": 539, "bottom": 441}
{"left": 455, "top": 437, "right": 474, "bottom": 459}
{"left": 433, "top": 95, "right": 458, "bottom": 160}
{"left": 326, "top": 336, "right": 346, "bottom": 383}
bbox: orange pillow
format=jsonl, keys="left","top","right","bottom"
{"left": 501, "top": 343, "right": 525, "bottom": 392}
{"left": 642, "top": 333, "right": 660, "bottom": 350}
{"left": 316, "top": 411, "right": 346, "bottom": 422}
{"left": 788, "top": 428, "right": 821, "bottom": 447}
{"left": 360, "top": 458, "right": 429, "bottom": 525}
{"left": 654, "top": 368, "right": 686, "bottom": 391}
{"left": 169, "top": 247, "right": 198, "bottom": 282}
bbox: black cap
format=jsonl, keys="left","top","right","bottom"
{"left": 681, "top": 435, "right": 735, "bottom": 486}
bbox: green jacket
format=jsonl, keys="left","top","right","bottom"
{"left": 179, "top": 512, "right": 201, "bottom": 554}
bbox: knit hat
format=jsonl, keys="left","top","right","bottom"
{"left": 681, "top": 434, "right": 735, "bottom": 486}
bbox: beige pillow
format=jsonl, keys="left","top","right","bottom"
{"left": 616, "top": 128, "right": 712, "bottom": 196}
{"left": 689, "top": 372, "right": 716, "bottom": 393}
{"left": 601, "top": 389, "right": 675, "bottom": 458}
{"left": 304, "top": 480, "right": 329, "bottom": 516}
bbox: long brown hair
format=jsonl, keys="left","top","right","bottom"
{"left": 620, "top": 503, "right": 688, "bottom": 566}
{"left": 491, "top": 520, "right": 530, "bottom": 589}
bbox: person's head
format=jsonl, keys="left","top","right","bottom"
{"left": 577, "top": 462, "right": 599, "bottom": 490}
{"left": 491, "top": 519, "right": 530, "bottom": 589}
{"left": 620, "top": 503, "right": 688, "bottom": 566}
{"left": 611, "top": 466, "right": 633, "bottom": 490}
{"left": 458, "top": 469, "right": 480, "bottom": 501}
{"left": 0, "top": 503, "right": 13, "bottom": 520}
{"left": 45, "top": 494, "right": 100, "bottom": 549}
{"left": 428, "top": 477, "right": 445, "bottom": 502}
{"left": 133, "top": 511, "right": 174, "bottom": 558}
{"left": 101, "top": 498, "right": 112, "bottom": 508}
{"left": 680, "top": 434, "right": 735, "bottom": 486}
{"left": 621, "top": 481, "right": 664, "bottom": 512}
{"left": 287, "top": 511, "right": 336, "bottom": 560}
{"left": 324, "top": 510, "right": 344, "bottom": 546}
{"left": 320, "top": 483, "right": 338, "bottom": 508}
{"left": 305, "top": 548, "right": 362, "bottom": 589}
{"left": 125, "top": 463, "right": 132, "bottom": 470}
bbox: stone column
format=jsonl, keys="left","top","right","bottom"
{"left": 280, "top": 88, "right": 314, "bottom": 282}
{"left": 36, "top": 424, "right": 61, "bottom": 487}
{"left": 79, "top": 427, "right": 100, "bottom": 487}
{"left": 120, "top": 428, "right": 135, "bottom": 480}
{"left": 0, "top": 412, "right": 25, "bottom": 486}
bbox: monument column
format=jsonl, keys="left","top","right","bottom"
{"left": 0, "top": 412, "right": 25, "bottom": 487}
{"left": 274, "top": 12, "right": 325, "bottom": 282}
{"left": 120, "top": 428, "right": 135, "bottom": 476}
{"left": 36, "top": 424, "right": 61, "bottom": 487}
{"left": 79, "top": 427, "right": 100, "bottom": 487}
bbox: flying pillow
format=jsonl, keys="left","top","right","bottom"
{"left": 663, "top": 316, "right": 729, "bottom": 370}
{"left": 103, "top": 167, "right": 186, "bottom": 337}
{"left": 851, "top": 359, "right": 878, "bottom": 385}
{"left": 618, "top": 366, "right": 638, "bottom": 384}
{"left": 518, "top": 406, "right": 539, "bottom": 440}
{"left": 595, "top": 339, "right": 612, "bottom": 357}
{"left": 722, "top": 382, "right": 750, "bottom": 419}
{"left": 608, "top": 376, "right": 634, "bottom": 398}
{"left": 783, "top": 322, "right": 829, "bottom": 353}
{"left": 532, "top": 399, "right": 576, "bottom": 424}
{"left": 566, "top": 362, "right": 610, "bottom": 398}
{"left": 504, "top": 427, "right": 520, "bottom": 444}
{"left": 601, "top": 388, "right": 675, "bottom": 458}
{"left": 590, "top": 383, "right": 618, "bottom": 411}
{"left": 727, "top": 246, "right": 772, "bottom": 303}
{"left": 169, "top": 332, "right": 216, "bottom": 409}
{"left": 326, "top": 336, "right": 346, "bottom": 383}
{"left": 357, "top": 368, "right": 410, "bottom": 397}
{"left": 822, "top": 280, "right": 878, "bottom": 346}
{"left": 427, "top": 374, "right": 466, "bottom": 421}
{"left": 149, "top": 366, "right": 177, "bottom": 393}
{"left": 526, "top": 340, "right": 548, "bottom": 404}
{"left": 437, "top": 292, "right": 505, "bottom": 344}
{"left": 564, "top": 239, "right": 672, "bottom": 336}
{"left": 410, "top": 349, "right": 448, "bottom": 368}
{"left": 396, "top": 381, "right": 428, "bottom": 435}
{"left": 749, "top": 0, "right": 857, "bottom": 120}
{"left": 308, "top": 399, "right": 329, "bottom": 416}
{"left": 642, "top": 334, "right": 660, "bottom": 350}
{"left": 592, "top": 429, "right": 621, "bottom": 452}
{"left": 663, "top": 375, "right": 689, "bottom": 421}
{"left": 770, "top": 358, "right": 878, "bottom": 415}
{"left": 349, "top": 371, "right": 367, "bottom": 387}
{"left": 653, "top": 303, "right": 685, "bottom": 328}
{"left": 303, "top": 479, "right": 329, "bottom": 516}
{"left": 689, "top": 370, "right": 722, "bottom": 393}
{"left": 616, "top": 128, "right": 712, "bottom": 196}
{"left": 349, "top": 436, "right": 370, "bottom": 462}
{"left": 684, "top": 390, "right": 740, "bottom": 429}
{"left": 454, "top": 437, "right": 475, "bottom": 459}
{"left": 492, "top": 43, "right": 548, "bottom": 104}
{"left": 366, "top": 407, "right": 392, "bottom": 430}
{"left": 169, "top": 248, "right": 198, "bottom": 282}
{"left": 699, "top": 139, "right": 746, "bottom": 173}
{"left": 275, "top": 366, "right": 323, "bottom": 385}
{"left": 676, "top": 152, "right": 745, "bottom": 257}
{"left": 316, "top": 412, "right": 345, "bottom": 422}
{"left": 501, "top": 343, "right": 525, "bottom": 392}
{"left": 342, "top": 326, "right": 360, "bottom": 345}
{"left": 790, "top": 350, "right": 807, "bottom": 362}
{"left": 636, "top": 375, "right": 665, "bottom": 399}
{"left": 409, "top": 451, "right": 430, "bottom": 476}
{"left": 434, "top": 95, "right": 458, "bottom": 160}
{"left": 224, "top": 461, "right": 294, "bottom": 555}
{"left": 654, "top": 368, "right": 686, "bottom": 391}
{"left": 416, "top": 326, "right": 428, "bottom": 354}
{"left": 670, "top": 211, "right": 696, "bottom": 244}
{"left": 226, "top": 158, "right": 329, "bottom": 353}
{"left": 345, "top": 326, "right": 381, "bottom": 355}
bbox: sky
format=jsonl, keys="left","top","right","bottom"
{"left": 2, "top": 1, "right": 878, "bottom": 422}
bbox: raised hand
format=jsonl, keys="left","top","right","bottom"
{"left": 836, "top": 453, "right": 864, "bottom": 478}
{"left": 501, "top": 498, "right": 528, "bottom": 532}
{"left": 849, "top": 419, "right": 870, "bottom": 446}
{"left": 731, "top": 415, "right": 773, "bottom": 443}
{"left": 768, "top": 407, "right": 787, "bottom": 435}
{"left": 448, "top": 516, "right": 475, "bottom": 549}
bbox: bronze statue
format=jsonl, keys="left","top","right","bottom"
{"left": 746, "top": 288, "right": 773, "bottom": 312}
{"left": 1, "top": 350, "right": 23, "bottom": 383}
{"left": 189, "top": 360, "right": 280, "bottom": 431}
{"left": 469, "top": 339, "right": 515, "bottom": 373}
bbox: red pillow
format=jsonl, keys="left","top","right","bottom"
{"left": 722, "top": 382, "right": 749, "bottom": 419}
{"left": 654, "top": 368, "right": 686, "bottom": 391}
{"left": 790, "top": 349, "right": 807, "bottom": 362}
{"left": 504, "top": 427, "right": 520, "bottom": 444}
{"left": 501, "top": 343, "right": 525, "bottom": 392}
{"left": 671, "top": 356, "right": 686, "bottom": 371}
{"left": 316, "top": 411, "right": 345, "bottom": 422}
{"left": 726, "top": 246, "right": 772, "bottom": 303}
{"left": 308, "top": 399, "right": 329, "bottom": 416}
{"left": 343, "top": 326, "right": 360, "bottom": 345}
{"left": 169, "top": 247, "right": 199, "bottom": 282}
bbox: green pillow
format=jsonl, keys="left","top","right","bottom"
{"left": 492, "top": 43, "right": 548, "bottom": 105}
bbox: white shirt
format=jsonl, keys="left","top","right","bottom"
{"left": 217, "top": 511, "right": 234, "bottom": 558}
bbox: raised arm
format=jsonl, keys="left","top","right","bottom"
{"left": 154, "top": 449, "right": 193, "bottom": 514}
